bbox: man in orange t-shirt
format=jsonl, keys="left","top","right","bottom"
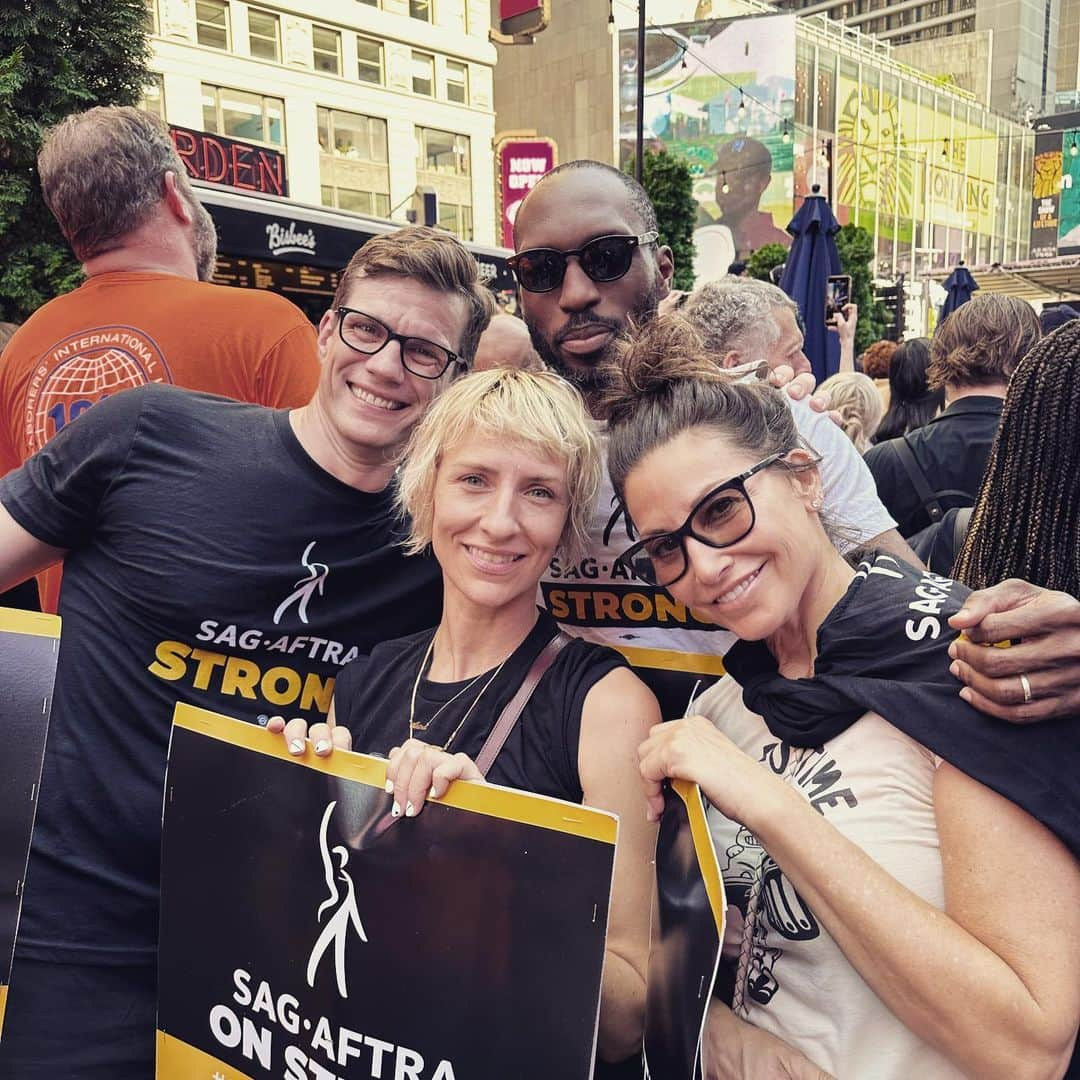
{"left": 0, "top": 106, "right": 319, "bottom": 611}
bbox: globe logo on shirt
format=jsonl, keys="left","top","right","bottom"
{"left": 24, "top": 326, "right": 172, "bottom": 453}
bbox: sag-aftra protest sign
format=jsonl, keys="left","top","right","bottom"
{"left": 0, "top": 608, "right": 61, "bottom": 1036}
{"left": 156, "top": 703, "right": 617, "bottom": 1080}
{"left": 644, "top": 781, "right": 726, "bottom": 1080}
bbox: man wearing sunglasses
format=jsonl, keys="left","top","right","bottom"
{"left": 0, "top": 226, "right": 492, "bottom": 1077}
{"left": 510, "top": 162, "right": 902, "bottom": 720}
{"left": 513, "top": 160, "right": 1080, "bottom": 739}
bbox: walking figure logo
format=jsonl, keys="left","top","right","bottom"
{"left": 306, "top": 801, "right": 368, "bottom": 998}
{"left": 274, "top": 541, "right": 329, "bottom": 625}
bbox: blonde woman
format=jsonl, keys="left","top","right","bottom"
{"left": 273, "top": 368, "right": 659, "bottom": 1065}
{"left": 817, "top": 371, "right": 883, "bottom": 452}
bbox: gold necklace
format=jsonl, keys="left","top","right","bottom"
{"left": 408, "top": 634, "right": 509, "bottom": 751}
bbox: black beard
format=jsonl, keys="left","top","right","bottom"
{"left": 526, "top": 280, "right": 666, "bottom": 394}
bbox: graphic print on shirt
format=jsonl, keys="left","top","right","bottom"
{"left": 724, "top": 743, "right": 859, "bottom": 1010}
{"left": 147, "top": 544, "right": 362, "bottom": 720}
{"left": 274, "top": 541, "right": 330, "bottom": 626}
{"left": 22, "top": 326, "right": 173, "bottom": 453}
{"left": 306, "top": 801, "right": 368, "bottom": 998}
{"left": 542, "top": 498, "right": 727, "bottom": 637}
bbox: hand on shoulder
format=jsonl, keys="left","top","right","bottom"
{"left": 947, "top": 579, "right": 1080, "bottom": 723}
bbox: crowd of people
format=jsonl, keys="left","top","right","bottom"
{"left": 0, "top": 104, "right": 1078, "bottom": 1080}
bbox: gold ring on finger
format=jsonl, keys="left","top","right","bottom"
{"left": 1019, "top": 673, "right": 1032, "bottom": 703}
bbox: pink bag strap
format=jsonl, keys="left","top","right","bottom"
{"left": 474, "top": 631, "right": 571, "bottom": 777}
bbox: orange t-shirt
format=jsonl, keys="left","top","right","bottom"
{"left": 0, "top": 272, "right": 320, "bottom": 612}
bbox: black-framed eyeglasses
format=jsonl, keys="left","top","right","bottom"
{"left": 508, "top": 231, "right": 659, "bottom": 294}
{"left": 336, "top": 307, "right": 463, "bottom": 380}
{"left": 614, "top": 453, "right": 783, "bottom": 588}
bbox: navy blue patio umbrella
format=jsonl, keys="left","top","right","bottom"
{"left": 779, "top": 184, "right": 842, "bottom": 383}
{"left": 940, "top": 262, "right": 978, "bottom": 317}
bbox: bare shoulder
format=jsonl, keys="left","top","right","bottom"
{"left": 583, "top": 665, "right": 660, "bottom": 731}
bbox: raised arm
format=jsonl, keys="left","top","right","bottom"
{"left": 0, "top": 503, "right": 66, "bottom": 591}
{"left": 578, "top": 665, "right": 660, "bottom": 1063}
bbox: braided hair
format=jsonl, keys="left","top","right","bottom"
{"left": 952, "top": 319, "right": 1080, "bottom": 595}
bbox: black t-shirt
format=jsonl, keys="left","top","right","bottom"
{"left": 334, "top": 609, "right": 627, "bottom": 803}
{"left": 0, "top": 384, "right": 442, "bottom": 967}
{"left": 863, "top": 396, "right": 1003, "bottom": 537}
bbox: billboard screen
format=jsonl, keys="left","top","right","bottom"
{"left": 1028, "top": 113, "right": 1080, "bottom": 258}
{"left": 618, "top": 14, "right": 796, "bottom": 283}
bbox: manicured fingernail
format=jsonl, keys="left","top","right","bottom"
{"left": 949, "top": 661, "right": 960, "bottom": 678}
{"left": 391, "top": 801, "right": 401, "bottom": 818}
{"left": 314, "top": 740, "right": 331, "bottom": 755}
{"left": 959, "top": 688, "right": 972, "bottom": 704}
{"left": 405, "top": 801, "right": 416, "bottom": 818}
{"left": 428, "top": 786, "right": 438, "bottom": 799}
{"left": 947, "top": 643, "right": 958, "bottom": 659}
{"left": 385, "top": 779, "right": 395, "bottom": 794}
{"left": 289, "top": 739, "right": 305, "bottom": 754}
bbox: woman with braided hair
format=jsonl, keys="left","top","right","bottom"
{"left": 604, "top": 313, "right": 1079, "bottom": 1079}
{"left": 949, "top": 319, "right": 1080, "bottom": 595}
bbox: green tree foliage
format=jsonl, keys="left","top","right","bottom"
{"left": 746, "top": 242, "right": 788, "bottom": 282}
{"left": 625, "top": 150, "right": 697, "bottom": 291}
{"left": 835, "top": 223, "right": 890, "bottom": 355}
{"left": 0, "top": 1, "right": 152, "bottom": 322}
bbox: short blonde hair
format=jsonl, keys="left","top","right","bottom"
{"left": 818, "top": 371, "right": 883, "bottom": 453}
{"left": 396, "top": 368, "right": 601, "bottom": 560}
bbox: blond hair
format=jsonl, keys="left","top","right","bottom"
{"left": 333, "top": 226, "right": 495, "bottom": 363}
{"left": 818, "top": 372, "right": 883, "bottom": 452}
{"left": 396, "top": 368, "right": 601, "bottom": 560}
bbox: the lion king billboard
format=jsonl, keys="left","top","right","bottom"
{"left": 618, "top": 14, "right": 797, "bottom": 283}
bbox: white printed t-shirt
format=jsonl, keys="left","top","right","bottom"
{"left": 696, "top": 675, "right": 964, "bottom": 1079}
{"left": 538, "top": 399, "right": 897, "bottom": 714}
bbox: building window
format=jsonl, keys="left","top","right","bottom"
{"left": 321, "top": 187, "right": 391, "bottom": 216}
{"left": 202, "top": 84, "right": 285, "bottom": 147}
{"left": 411, "top": 51, "right": 434, "bottom": 96}
{"left": 195, "top": 0, "right": 229, "bottom": 49}
{"left": 437, "top": 203, "right": 473, "bottom": 240}
{"left": 140, "top": 74, "right": 166, "bottom": 122}
{"left": 357, "top": 38, "right": 384, "bottom": 85}
{"left": 417, "top": 127, "right": 470, "bottom": 175}
{"left": 446, "top": 60, "right": 468, "bottom": 104}
{"left": 318, "top": 107, "right": 388, "bottom": 163}
{"left": 416, "top": 128, "right": 472, "bottom": 239}
{"left": 248, "top": 8, "right": 280, "bottom": 61}
{"left": 313, "top": 26, "right": 341, "bottom": 74}
{"left": 410, "top": 0, "right": 432, "bottom": 19}
{"left": 318, "top": 108, "right": 390, "bottom": 218}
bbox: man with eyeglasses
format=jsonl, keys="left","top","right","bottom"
{"left": 512, "top": 160, "right": 1080, "bottom": 743}
{"left": 0, "top": 226, "right": 491, "bottom": 1077}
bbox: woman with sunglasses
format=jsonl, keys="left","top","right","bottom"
{"left": 272, "top": 367, "right": 659, "bottom": 1068}
{"left": 604, "top": 316, "right": 1080, "bottom": 1079}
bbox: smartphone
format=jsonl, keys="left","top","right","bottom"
{"left": 825, "top": 275, "right": 852, "bottom": 320}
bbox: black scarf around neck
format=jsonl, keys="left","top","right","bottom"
{"left": 723, "top": 553, "right": 1080, "bottom": 859}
